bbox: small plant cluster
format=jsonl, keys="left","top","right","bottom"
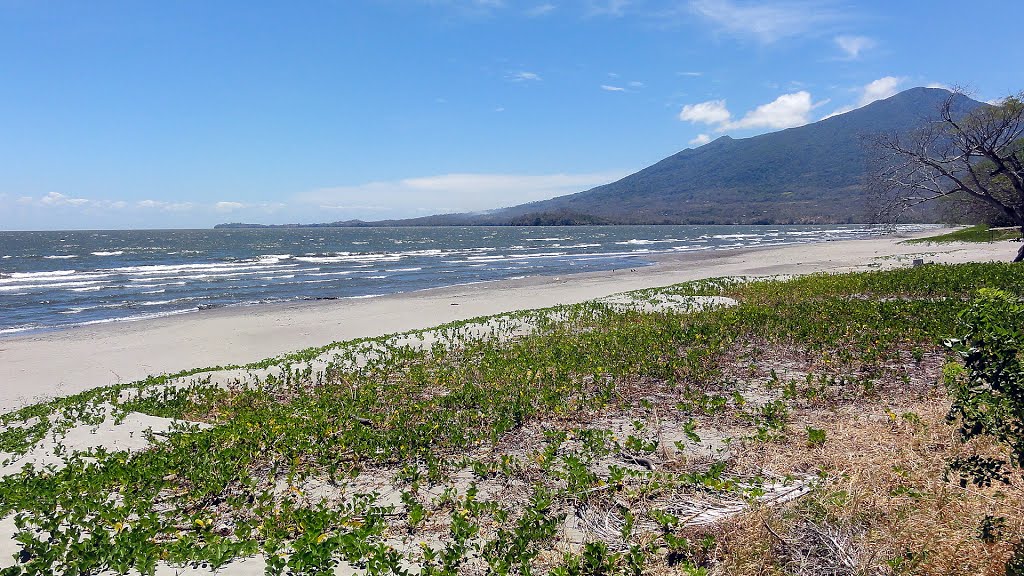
{"left": 0, "top": 262, "right": 1022, "bottom": 574}
{"left": 943, "top": 288, "right": 1024, "bottom": 573}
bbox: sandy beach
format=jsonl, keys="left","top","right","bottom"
{"left": 0, "top": 230, "right": 1014, "bottom": 414}
{"left": 1, "top": 230, "right": 1021, "bottom": 575}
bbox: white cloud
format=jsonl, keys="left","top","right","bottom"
{"left": 724, "top": 91, "right": 816, "bottom": 130}
{"left": 137, "top": 199, "right": 196, "bottom": 212}
{"left": 679, "top": 91, "right": 823, "bottom": 132}
{"left": 821, "top": 75, "right": 905, "bottom": 119}
{"left": 926, "top": 82, "right": 950, "bottom": 90}
{"left": 508, "top": 71, "right": 542, "bottom": 82}
{"left": 215, "top": 201, "right": 245, "bottom": 212}
{"left": 525, "top": 3, "right": 556, "bottom": 16}
{"left": 18, "top": 191, "right": 129, "bottom": 211}
{"left": 689, "top": 0, "right": 843, "bottom": 43}
{"left": 689, "top": 134, "right": 712, "bottom": 146}
{"left": 858, "top": 76, "right": 903, "bottom": 106}
{"left": 678, "top": 99, "right": 732, "bottom": 125}
{"left": 677, "top": 71, "right": 703, "bottom": 77}
{"left": 629, "top": 81, "right": 645, "bottom": 88}
{"left": 601, "top": 84, "right": 626, "bottom": 92}
{"left": 39, "top": 192, "right": 90, "bottom": 207}
{"left": 296, "top": 171, "right": 630, "bottom": 218}
{"left": 2, "top": 194, "right": 289, "bottom": 229}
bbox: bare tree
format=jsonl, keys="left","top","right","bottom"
{"left": 869, "top": 89, "right": 1024, "bottom": 261}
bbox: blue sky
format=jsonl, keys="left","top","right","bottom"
{"left": 1, "top": 0, "right": 1021, "bottom": 230}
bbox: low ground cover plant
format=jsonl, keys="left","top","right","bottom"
{"left": 906, "top": 224, "right": 1022, "bottom": 244}
{"left": 0, "top": 262, "right": 1022, "bottom": 575}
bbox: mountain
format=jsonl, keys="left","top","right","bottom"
{"left": 217, "top": 88, "right": 983, "bottom": 228}
{"left": 485, "top": 87, "right": 982, "bottom": 225}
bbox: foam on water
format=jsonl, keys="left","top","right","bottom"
{"left": 0, "top": 224, "right": 929, "bottom": 335}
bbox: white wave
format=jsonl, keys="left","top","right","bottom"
{"left": 398, "top": 249, "right": 446, "bottom": 257}
{"left": 70, "top": 308, "right": 198, "bottom": 328}
{"left": 128, "top": 281, "right": 188, "bottom": 289}
{"left": 69, "top": 285, "right": 108, "bottom": 292}
{"left": 91, "top": 251, "right": 124, "bottom": 256}
{"left": 303, "top": 271, "right": 358, "bottom": 277}
{"left": 111, "top": 262, "right": 298, "bottom": 275}
{"left": 255, "top": 254, "right": 292, "bottom": 264}
{"left": 295, "top": 253, "right": 402, "bottom": 264}
{"left": 614, "top": 239, "right": 684, "bottom": 245}
{"left": 8, "top": 270, "right": 78, "bottom": 279}
{"left": 141, "top": 298, "right": 199, "bottom": 306}
{"left": 384, "top": 267, "right": 423, "bottom": 272}
{"left": 0, "top": 324, "right": 41, "bottom": 335}
{"left": 43, "top": 255, "right": 77, "bottom": 259}
{"left": 0, "top": 280, "right": 104, "bottom": 292}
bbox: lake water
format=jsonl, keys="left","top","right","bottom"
{"left": 0, "top": 225, "right": 920, "bottom": 335}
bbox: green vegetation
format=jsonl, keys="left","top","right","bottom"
{"left": 1, "top": 263, "right": 1023, "bottom": 575}
{"left": 905, "top": 224, "right": 1022, "bottom": 244}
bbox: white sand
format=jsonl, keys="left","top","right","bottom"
{"left": 0, "top": 232, "right": 1015, "bottom": 414}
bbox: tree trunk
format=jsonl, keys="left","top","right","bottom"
{"left": 1015, "top": 242, "right": 1024, "bottom": 263}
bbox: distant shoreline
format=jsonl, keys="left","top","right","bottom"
{"left": 213, "top": 219, "right": 891, "bottom": 229}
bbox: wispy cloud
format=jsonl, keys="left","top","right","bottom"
{"left": 689, "top": 0, "right": 846, "bottom": 43}
{"left": 677, "top": 71, "right": 703, "bottom": 77}
{"left": 296, "top": 171, "right": 630, "bottom": 218}
{"left": 136, "top": 199, "right": 197, "bottom": 212}
{"left": 587, "top": 0, "right": 630, "bottom": 17}
{"left": 18, "top": 192, "right": 128, "bottom": 211}
{"left": 507, "top": 70, "right": 542, "bottom": 82}
{"left": 525, "top": 3, "right": 556, "bottom": 17}
{"left": 601, "top": 84, "right": 627, "bottom": 92}
{"left": 834, "top": 35, "right": 874, "bottom": 59}
{"left": 13, "top": 193, "right": 282, "bottom": 216}
{"left": 420, "top": 0, "right": 506, "bottom": 17}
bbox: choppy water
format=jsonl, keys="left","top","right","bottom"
{"left": 0, "top": 225, "right": 922, "bottom": 335}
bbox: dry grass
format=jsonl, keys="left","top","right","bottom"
{"left": 714, "top": 392, "right": 1024, "bottom": 576}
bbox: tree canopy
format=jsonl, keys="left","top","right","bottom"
{"left": 869, "top": 89, "right": 1024, "bottom": 260}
